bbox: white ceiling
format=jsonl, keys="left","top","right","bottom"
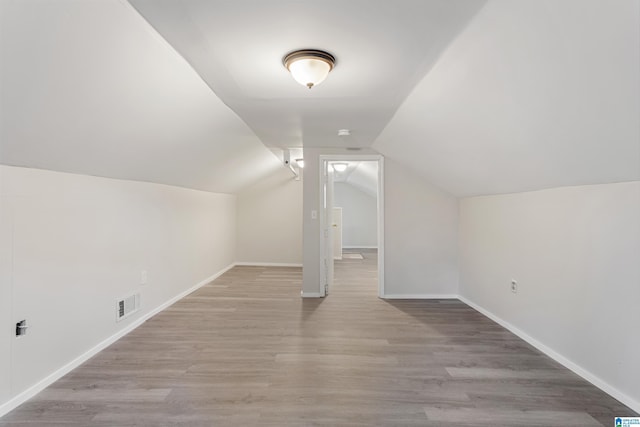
{"left": 0, "top": 0, "right": 281, "bottom": 194}
{"left": 374, "top": 0, "right": 640, "bottom": 196}
{"left": 1, "top": 0, "right": 637, "bottom": 197}
{"left": 333, "top": 161, "right": 379, "bottom": 197}
{"left": 128, "top": 0, "right": 486, "bottom": 149}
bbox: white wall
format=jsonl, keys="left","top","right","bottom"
{"left": 236, "top": 167, "right": 302, "bottom": 265}
{"left": 302, "top": 150, "right": 459, "bottom": 297}
{"left": 0, "top": 171, "right": 11, "bottom": 405}
{"left": 459, "top": 181, "right": 640, "bottom": 412}
{"left": 383, "top": 158, "right": 459, "bottom": 297}
{"left": 0, "top": 165, "right": 237, "bottom": 413}
{"left": 334, "top": 182, "right": 377, "bottom": 248}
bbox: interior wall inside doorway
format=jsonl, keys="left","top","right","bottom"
{"left": 334, "top": 181, "right": 378, "bottom": 249}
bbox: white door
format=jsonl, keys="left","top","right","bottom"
{"left": 332, "top": 207, "right": 343, "bottom": 260}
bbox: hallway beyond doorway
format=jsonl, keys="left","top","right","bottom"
{"left": 333, "top": 248, "right": 378, "bottom": 296}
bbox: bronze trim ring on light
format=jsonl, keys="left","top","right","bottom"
{"left": 283, "top": 49, "right": 336, "bottom": 89}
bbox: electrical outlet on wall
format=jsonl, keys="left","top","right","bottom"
{"left": 511, "top": 279, "right": 518, "bottom": 293}
{"left": 141, "top": 270, "right": 148, "bottom": 285}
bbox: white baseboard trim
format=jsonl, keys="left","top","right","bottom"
{"left": 0, "top": 263, "right": 235, "bottom": 418}
{"left": 234, "top": 262, "right": 303, "bottom": 268}
{"left": 458, "top": 295, "right": 640, "bottom": 414}
{"left": 382, "top": 294, "right": 459, "bottom": 300}
{"left": 301, "top": 292, "right": 323, "bottom": 298}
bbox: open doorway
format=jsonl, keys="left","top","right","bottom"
{"left": 319, "top": 155, "right": 384, "bottom": 297}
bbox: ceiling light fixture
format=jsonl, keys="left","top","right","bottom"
{"left": 332, "top": 163, "right": 348, "bottom": 173}
{"left": 283, "top": 49, "right": 335, "bottom": 89}
{"left": 295, "top": 158, "right": 304, "bottom": 168}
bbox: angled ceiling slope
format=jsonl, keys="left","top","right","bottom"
{"left": 333, "top": 161, "right": 379, "bottom": 197}
{"left": 128, "top": 0, "right": 487, "bottom": 149}
{"left": 374, "top": 0, "right": 640, "bottom": 197}
{"left": 0, "top": 0, "right": 281, "bottom": 194}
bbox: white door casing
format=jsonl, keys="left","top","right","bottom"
{"left": 332, "top": 207, "right": 343, "bottom": 260}
{"left": 319, "top": 155, "right": 385, "bottom": 298}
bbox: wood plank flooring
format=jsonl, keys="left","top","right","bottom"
{"left": 1, "top": 249, "right": 636, "bottom": 426}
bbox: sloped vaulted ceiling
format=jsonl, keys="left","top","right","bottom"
{"left": 0, "top": 0, "right": 281, "bottom": 194}
{"left": 127, "top": 0, "right": 486, "bottom": 150}
{"left": 1, "top": 1, "right": 637, "bottom": 197}
{"left": 374, "top": 0, "right": 640, "bottom": 197}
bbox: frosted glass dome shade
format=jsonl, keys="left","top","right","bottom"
{"left": 284, "top": 50, "right": 335, "bottom": 89}
{"left": 332, "top": 163, "right": 348, "bottom": 172}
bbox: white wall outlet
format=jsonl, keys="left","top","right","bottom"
{"left": 311, "top": 210, "right": 318, "bottom": 220}
{"left": 141, "top": 270, "right": 148, "bottom": 285}
{"left": 511, "top": 279, "right": 518, "bottom": 293}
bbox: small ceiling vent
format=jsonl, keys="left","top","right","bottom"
{"left": 116, "top": 293, "right": 140, "bottom": 322}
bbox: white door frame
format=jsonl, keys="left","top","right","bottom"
{"left": 332, "top": 207, "right": 343, "bottom": 260}
{"left": 318, "top": 154, "right": 385, "bottom": 298}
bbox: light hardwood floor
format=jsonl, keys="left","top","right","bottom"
{"left": 1, "top": 249, "right": 636, "bottom": 426}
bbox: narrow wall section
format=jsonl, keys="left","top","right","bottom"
{"left": 383, "top": 158, "right": 459, "bottom": 297}
{"left": 236, "top": 167, "right": 302, "bottom": 265}
{"left": 0, "top": 168, "right": 13, "bottom": 405}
